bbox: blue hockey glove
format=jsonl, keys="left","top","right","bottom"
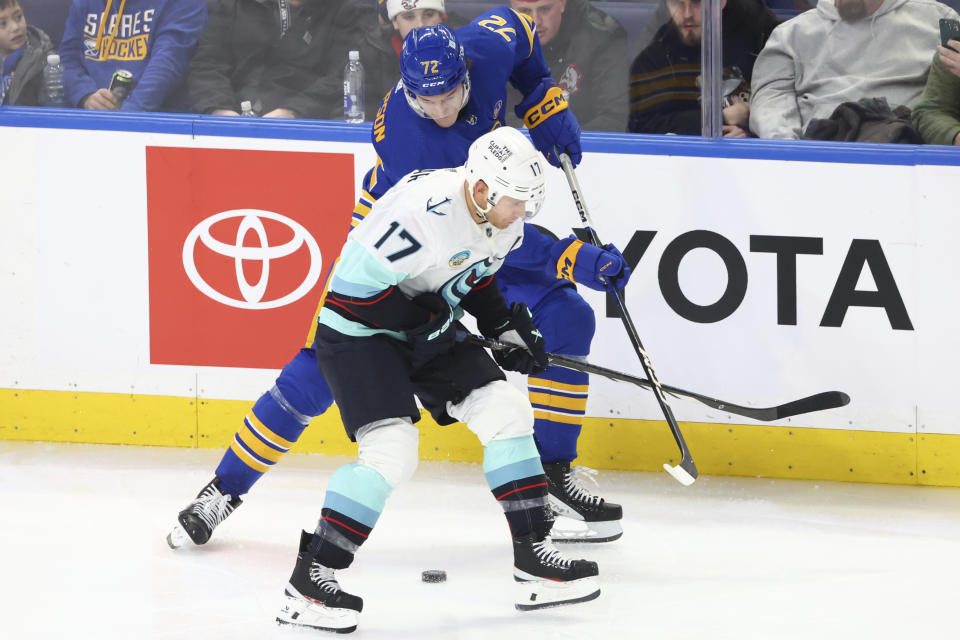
{"left": 478, "top": 303, "right": 548, "bottom": 375}
{"left": 516, "top": 80, "right": 583, "bottom": 168}
{"left": 405, "top": 293, "right": 457, "bottom": 369}
{"left": 553, "top": 236, "right": 631, "bottom": 292}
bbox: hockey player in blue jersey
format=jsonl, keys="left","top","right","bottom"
{"left": 168, "top": 8, "right": 630, "bottom": 551}
{"left": 276, "top": 128, "right": 600, "bottom": 632}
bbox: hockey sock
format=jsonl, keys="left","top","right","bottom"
{"left": 215, "top": 349, "right": 334, "bottom": 496}
{"left": 307, "top": 463, "right": 393, "bottom": 569}
{"left": 483, "top": 436, "right": 552, "bottom": 539}
{"left": 215, "top": 386, "right": 309, "bottom": 496}
{"left": 528, "top": 366, "right": 588, "bottom": 464}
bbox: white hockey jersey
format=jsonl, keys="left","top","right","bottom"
{"left": 318, "top": 167, "right": 524, "bottom": 340}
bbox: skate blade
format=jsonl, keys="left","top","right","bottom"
{"left": 166, "top": 524, "right": 190, "bottom": 549}
{"left": 276, "top": 591, "right": 358, "bottom": 634}
{"left": 514, "top": 575, "right": 600, "bottom": 611}
{"left": 550, "top": 516, "right": 623, "bottom": 544}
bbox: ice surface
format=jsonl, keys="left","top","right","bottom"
{"left": 1, "top": 441, "right": 958, "bottom": 639}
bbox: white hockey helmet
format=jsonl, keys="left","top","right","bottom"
{"left": 465, "top": 127, "right": 546, "bottom": 219}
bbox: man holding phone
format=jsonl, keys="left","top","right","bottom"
{"left": 910, "top": 17, "right": 960, "bottom": 145}
{"left": 750, "top": 0, "right": 960, "bottom": 139}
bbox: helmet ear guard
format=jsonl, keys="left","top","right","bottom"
{"left": 465, "top": 127, "right": 547, "bottom": 220}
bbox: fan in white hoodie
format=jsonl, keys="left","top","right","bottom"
{"left": 750, "top": 0, "right": 959, "bottom": 139}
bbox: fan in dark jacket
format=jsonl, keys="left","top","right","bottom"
{"left": 628, "top": 0, "right": 779, "bottom": 136}
{"left": 188, "top": 0, "right": 371, "bottom": 119}
{"left": 357, "top": 0, "right": 467, "bottom": 119}
{"left": 0, "top": 2, "right": 55, "bottom": 106}
{"left": 506, "top": 0, "right": 629, "bottom": 132}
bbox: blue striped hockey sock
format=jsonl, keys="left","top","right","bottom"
{"left": 528, "top": 365, "right": 588, "bottom": 463}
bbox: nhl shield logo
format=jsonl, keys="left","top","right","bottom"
{"left": 449, "top": 250, "right": 471, "bottom": 267}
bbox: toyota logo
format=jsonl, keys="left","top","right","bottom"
{"left": 182, "top": 209, "right": 323, "bottom": 310}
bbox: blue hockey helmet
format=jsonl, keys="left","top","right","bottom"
{"left": 400, "top": 25, "right": 471, "bottom": 118}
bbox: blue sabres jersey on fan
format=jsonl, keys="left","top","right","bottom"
{"left": 351, "top": 6, "right": 574, "bottom": 306}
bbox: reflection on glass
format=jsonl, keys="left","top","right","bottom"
{"left": 506, "top": 0, "right": 630, "bottom": 132}
{"left": 628, "top": 0, "right": 779, "bottom": 138}
{"left": 0, "top": 0, "right": 55, "bottom": 107}
{"left": 750, "top": 0, "right": 960, "bottom": 142}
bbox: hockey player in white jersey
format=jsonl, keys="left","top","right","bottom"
{"left": 275, "top": 127, "right": 600, "bottom": 634}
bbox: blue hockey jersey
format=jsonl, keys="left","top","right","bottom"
{"left": 351, "top": 6, "right": 576, "bottom": 307}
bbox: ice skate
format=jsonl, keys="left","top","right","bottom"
{"left": 276, "top": 531, "right": 363, "bottom": 633}
{"left": 512, "top": 533, "right": 600, "bottom": 610}
{"left": 544, "top": 462, "right": 623, "bottom": 543}
{"left": 166, "top": 477, "right": 242, "bottom": 548}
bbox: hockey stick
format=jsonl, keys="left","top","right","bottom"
{"left": 557, "top": 152, "right": 697, "bottom": 486}
{"left": 461, "top": 332, "right": 850, "bottom": 422}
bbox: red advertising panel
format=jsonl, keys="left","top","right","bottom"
{"left": 146, "top": 146, "right": 354, "bottom": 369}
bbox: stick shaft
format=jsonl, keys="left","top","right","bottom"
{"left": 558, "top": 153, "right": 697, "bottom": 481}
{"left": 463, "top": 332, "right": 850, "bottom": 422}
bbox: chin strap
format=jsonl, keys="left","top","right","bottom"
{"left": 468, "top": 181, "right": 493, "bottom": 223}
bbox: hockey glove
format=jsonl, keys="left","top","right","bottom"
{"left": 516, "top": 79, "right": 583, "bottom": 168}
{"left": 552, "top": 236, "right": 631, "bottom": 292}
{"left": 405, "top": 293, "right": 457, "bottom": 370}
{"left": 479, "top": 303, "right": 548, "bottom": 375}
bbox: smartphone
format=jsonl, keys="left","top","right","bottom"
{"left": 940, "top": 18, "right": 960, "bottom": 51}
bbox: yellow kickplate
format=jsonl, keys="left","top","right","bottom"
{"left": 0, "top": 388, "right": 947, "bottom": 487}
{"left": 0, "top": 388, "right": 196, "bottom": 447}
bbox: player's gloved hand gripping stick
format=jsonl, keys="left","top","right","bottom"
{"left": 517, "top": 79, "right": 583, "bottom": 168}
{"left": 406, "top": 293, "right": 458, "bottom": 370}
{"left": 557, "top": 151, "right": 697, "bottom": 485}
{"left": 555, "top": 152, "right": 850, "bottom": 486}
{"left": 478, "top": 302, "right": 548, "bottom": 375}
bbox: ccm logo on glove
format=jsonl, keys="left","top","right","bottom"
{"left": 523, "top": 86, "right": 568, "bottom": 128}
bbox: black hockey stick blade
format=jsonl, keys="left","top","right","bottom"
{"left": 766, "top": 391, "right": 851, "bottom": 420}
{"left": 659, "top": 384, "right": 851, "bottom": 422}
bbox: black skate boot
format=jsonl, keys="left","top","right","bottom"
{"left": 166, "top": 477, "right": 242, "bottom": 548}
{"left": 276, "top": 531, "right": 363, "bottom": 633}
{"left": 513, "top": 532, "right": 600, "bottom": 610}
{"left": 543, "top": 462, "right": 623, "bottom": 543}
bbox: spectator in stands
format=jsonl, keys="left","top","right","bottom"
{"left": 258, "top": 1, "right": 378, "bottom": 120}
{"left": 59, "top": 0, "right": 207, "bottom": 111}
{"left": 0, "top": 0, "right": 55, "bottom": 106}
{"left": 911, "top": 36, "right": 960, "bottom": 145}
{"left": 750, "top": 0, "right": 960, "bottom": 139}
{"left": 358, "top": 0, "right": 466, "bottom": 118}
{"left": 188, "top": 0, "right": 371, "bottom": 118}
{"left": 507, "top": 0, "right": 629, "bottom": 132}
{"left": 628, "top": 0, "right": 779, "bottom": 136}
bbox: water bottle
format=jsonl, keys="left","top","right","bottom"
{"left": 240, "top": 100, "right": 255, "bottom": 117}
{"left": 43, "top": 54, "right": 67, "bottom": 108}
{"left": 343, "top": 50, "right": 364, "bottom": 123}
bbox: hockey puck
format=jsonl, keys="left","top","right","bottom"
{"left": 421, "top": 570, "right": 447, "bottom": 583}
